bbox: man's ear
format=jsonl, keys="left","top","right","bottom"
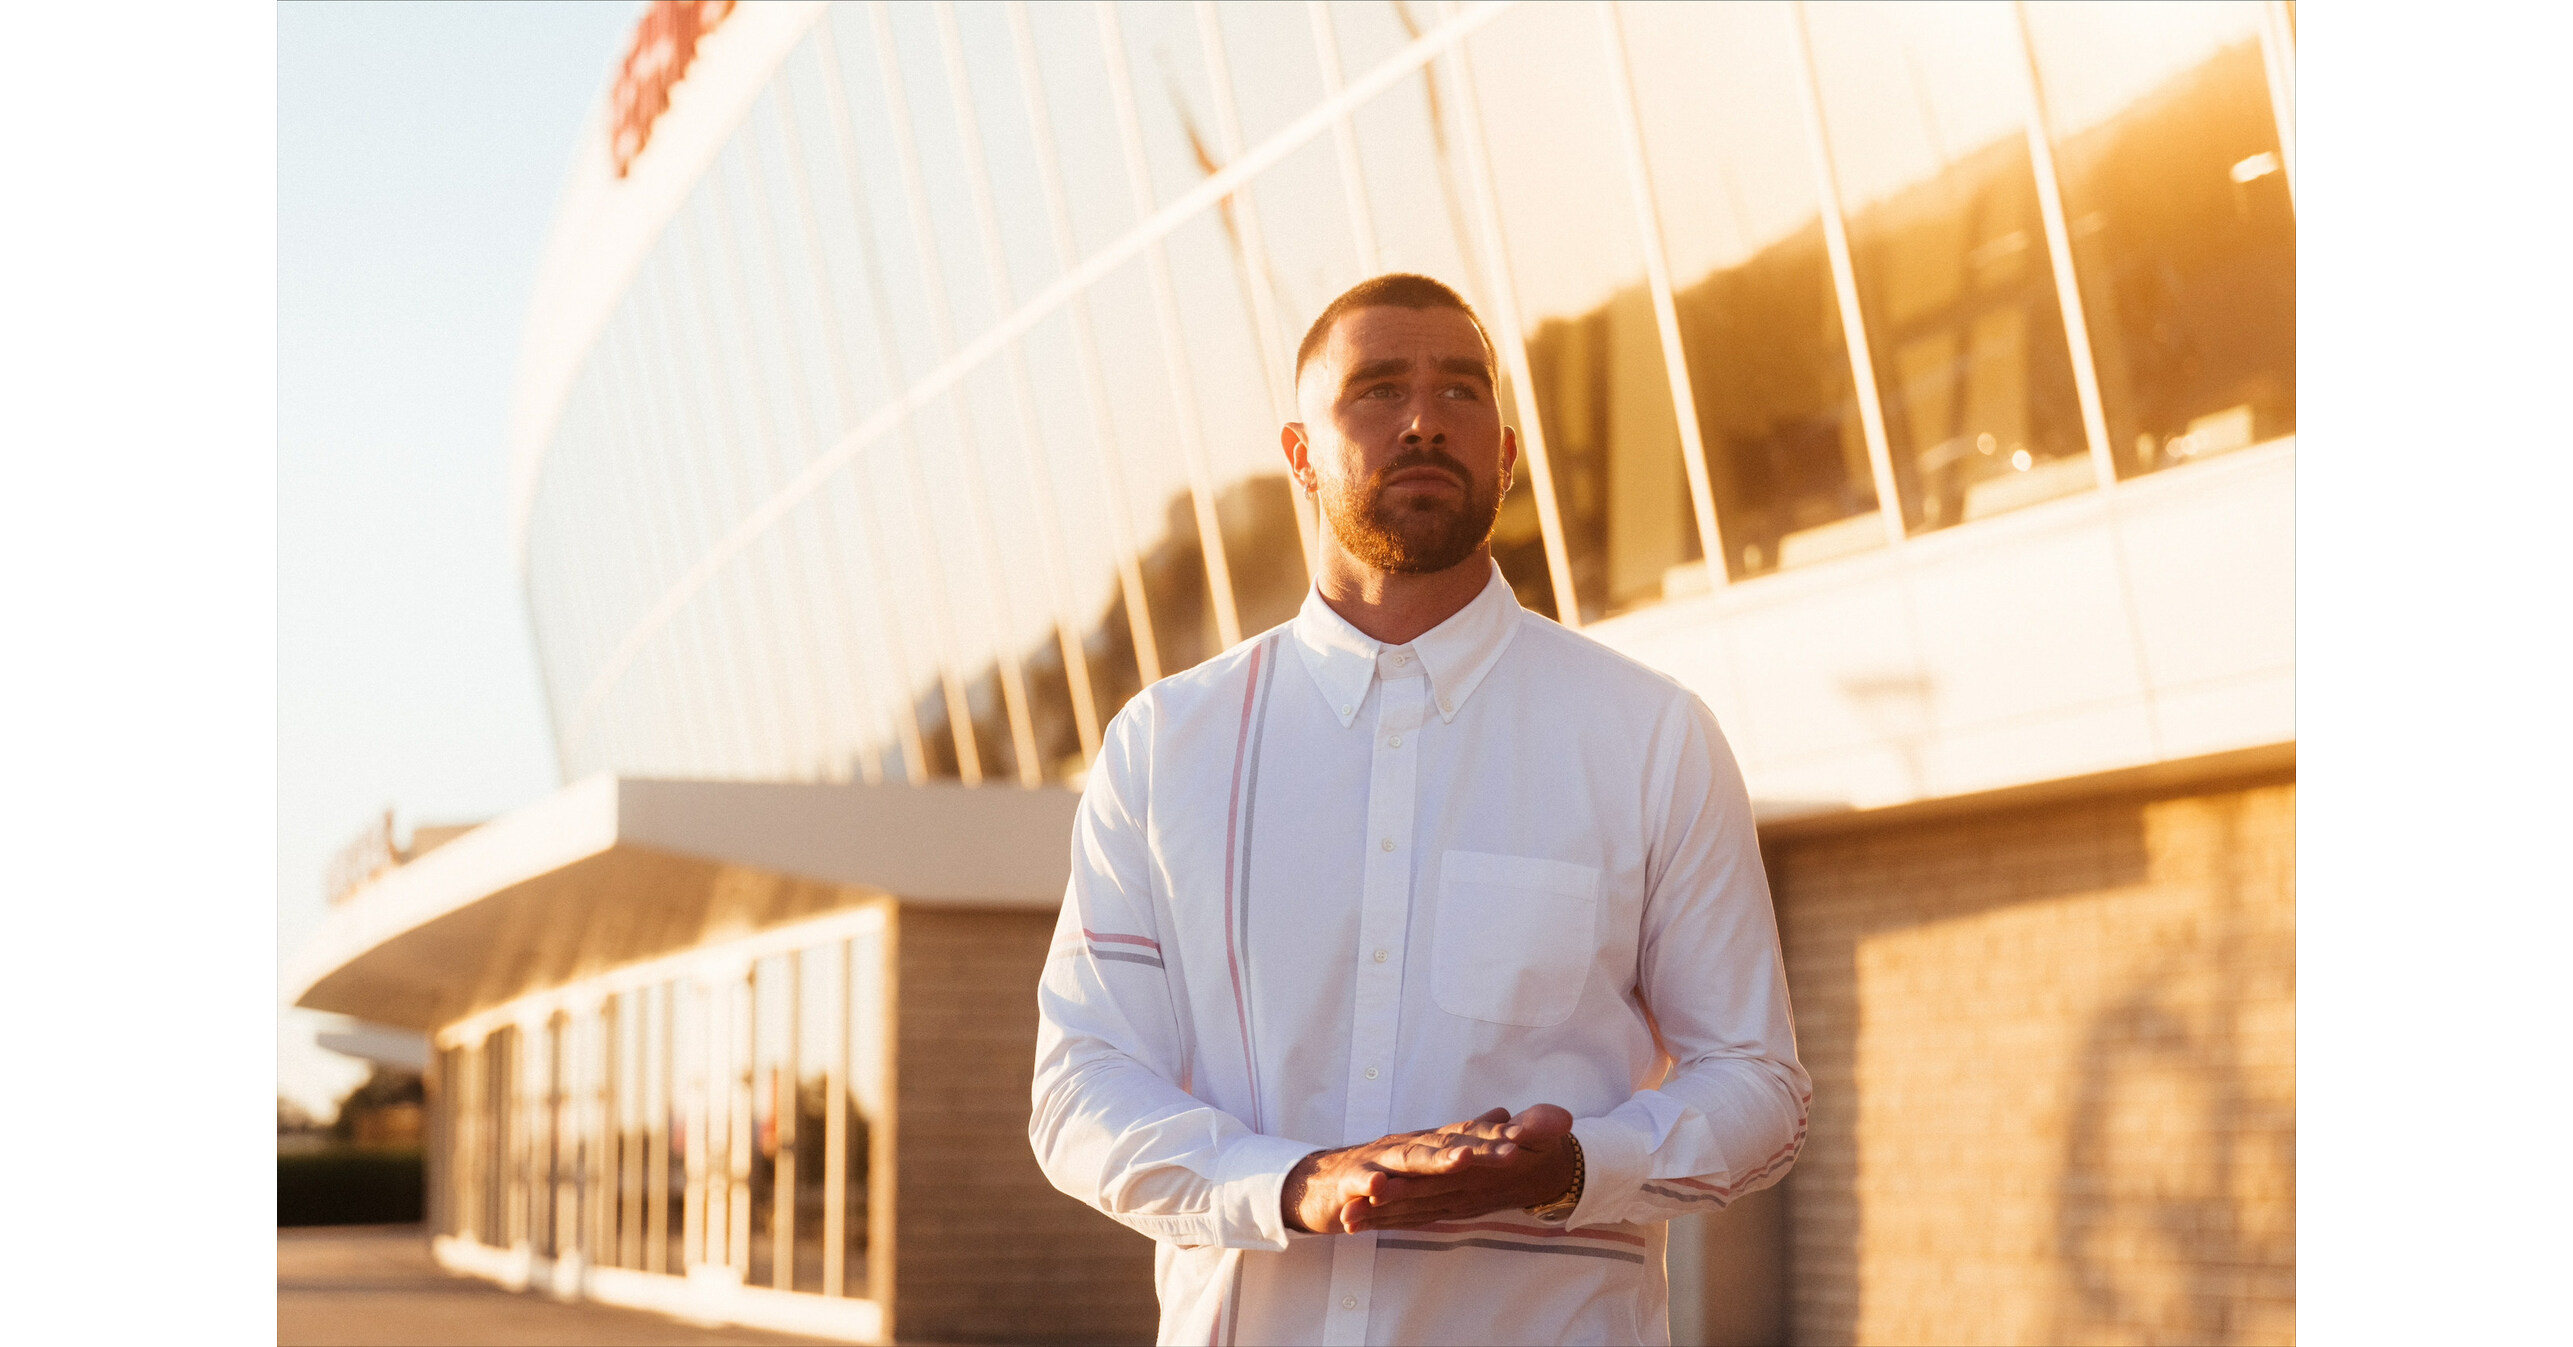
{"left": 1281, "top": 421, "right": 1313, "bottom": 494}
{"left": 1499, "top": 423, "right": 1519, "bottom": 495}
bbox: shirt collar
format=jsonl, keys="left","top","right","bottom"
{"left": 1289, "top": 560, "right": 1523, "bottom": 728}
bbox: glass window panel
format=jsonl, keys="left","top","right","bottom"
{"left": 652, "top": 982, "right": 682, "bottom": 1274}
{"left": 1088, "top": 256, "right": 1218, "bottom": 672}
{"left": 1022, "top": 1, "right": 1135, "bottom": 260}
{"left": 1329, "top": 0, "right": 1421, "bottom": 81}
{"left": 844, "top": 931, "right": 884, "bottom": 1294}
{"left": 1469, "top": 4, "right": 1695, "bottom": 621}
{"left": 1113, "top": 0, "right": 1225, "bottom": 212}
{"left": 1807, "top": 0, "right": 2091, "bottom": 534}
{"left": 1622, "top": 1, "right": 1877, "bottom": 580}
{"left": 809, "top": 470, "right": 899, "bottom": 780}
{"left": 1344, "top": 66, "right": 1559, "bottom": 619}
{"left": 483, "top": 1030, "right": 509, "bottom": 1247}
{"left": 671, "top": 984, "right": 704, "bottom": 1269}
{"left": 883, "top": 3, "right": 1001, "bottom": 343}
{"left": 958, "top": 360, "right": 1086, "bottom": 777}
{"left": 1217, "top": 1, "right": 1329, "bottom": 148}
{"left": 726, "top": 975, "right": 756, "bottom": 1274}
{"left": 821, "top": 10, "right": 943, "bottom": 385}
{"left": 1347, "top": 68, "right": 1480, "bottom": 299}
{"left": 753, "top": 957, "right": 790, "bottom": 1289}
{"left": 1246, "top": 139, "right": 1366, "bottom": 354}
{"left": 902, "top": 396, "right": 1008, "bottom": 779}
{"left": 852, "top": 436, "right": 955, "bottom": 779}
{"left": 776, "top": 42, "right": 898, "bottom": 426}
{"left": 793, "top": 946, "right": 838, "bottom": 1295}
{"left": 1017, "top": 308, "right": 1151, "bottom": 732}
{"left": 1165, "top": 211, "right": 1308, "bottom": 636}
{"left": 946, "top": 3, "right": 1061, "bottom": 304}
{"left": 718, "top": 151, "right": 845, "bottom": 777}
{"left": 538, "top": 1014, "right": 563, "bottom": 1256}
{"left": 2023, "top": 1, "right": 2293, "bottom": 477}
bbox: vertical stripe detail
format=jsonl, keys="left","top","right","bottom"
{"left": 1221, "top": 1252, "right": 1247, "bottom": 1347}
{"left": 1219, "top": 638, "right": 1269, "bottom": 1133}
{"left": 1235, "top": 634, "right": 1279, "bottom": 1131}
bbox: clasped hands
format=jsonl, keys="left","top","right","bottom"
{"left": 1282, "top": 1103, "right": 1576, "bottom": 1235}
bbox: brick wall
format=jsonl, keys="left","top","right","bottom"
{"left": 888, "top": 905, "right": 1159, "bottom": 1344}
{"left": 1766, "top": 770, "right": 2295, "bottom": 1346}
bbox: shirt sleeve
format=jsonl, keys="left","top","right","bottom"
{"left": 1560, "top": 692, "right": 1812, "bottom": 1230}
{"left": 1028, "top": 693, "right": 1321, "bottom": 1252}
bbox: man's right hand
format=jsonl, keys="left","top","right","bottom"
{"left": 1282, "top": 1107, "right": 1526, "bottom": 1235}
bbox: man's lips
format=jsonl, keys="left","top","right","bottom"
{"left": 1383, "top": 466, "right": 1467, "bottom": 490}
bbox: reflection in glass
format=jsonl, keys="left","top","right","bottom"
{"left": 1470, "top": 3, "right": 1695, "bottom": 621}
{"left": 748, "top": 954, "right": 791, "bottom": 1287}
{"left": 1015, "top": 308, "right": 1149, "bottom": 751}
{"left": 1019, "top": 0, "right": 1133, "bottom": 260}
{"left": 1346, "top": 64, "right": 1558, "bottom": 620}
{"left": 844, "top": 930, "right": 885, "bottom": 1294}
{"left": 649, "top": 982, "right": 677, "bottom": 1274}
{"left": 1805, "top": 1, "right": 2090, "bottom": 534}
{"left": 726, "top": 975, "right": 755, "bottom": 1273}
{"left": 675, "top": 981, "right": 708, "bottom": 1271}
{"left": 2023, "top": 1, "right": 2293, "bottom": 478}
{"left": 1622, "top": 1, "right": 1879, "bottom": 580}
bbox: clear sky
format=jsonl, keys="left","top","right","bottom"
{"left": 277, "top": 1, "right": 641, "bottom": 1116}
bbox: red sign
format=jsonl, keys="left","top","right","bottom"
{"left": 611, "top": 1, "right": 736, "bottom": 179}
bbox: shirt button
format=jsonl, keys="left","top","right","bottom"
{"left": 1341, "top": 1296, "right": 1358, "bottom": 1311}
{"left": 1387, "top": 734, "right": 1402, "bottom": 748}
{"left": 1340, "top": 704, "right": 1351, "bottom": 716}
{"left": 1364, "top": 1066, "right": 1379, "bottom": 1080}
{"left": 1440, "top": 699, "right": 1453, "bottom": 713}
{"left": 1380, "top": 838, "right": 1394, "bottom": 852}
{"left": 1373, "top": 948, "right": 1388, "bottom": 963}
{"left": 1393, "top": 654, "right": 1409, "bottom": 666}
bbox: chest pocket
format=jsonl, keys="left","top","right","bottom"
{"left": 1432, "top": 850, "right": 1602, "bottom": 1027}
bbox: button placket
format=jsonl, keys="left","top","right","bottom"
{"left": 1324, "top": 666, "right": 1423, "bottom": 1347}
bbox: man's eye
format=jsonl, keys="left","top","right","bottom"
{"left": 1363, "top": 384, "right": 1400, "bottom": 399}
{"left": 1442, "top": 383, "right": 1481, "bottom": 399}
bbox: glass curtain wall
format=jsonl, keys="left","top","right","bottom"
{"left": 522, "top": 0, "right": 2295, "bottom": 781}
{"left": 432, "top": 925, "right": 881, "bottom": 1299}
{"left": 2020, "top": 0, "right": 2295, "bottom": 478}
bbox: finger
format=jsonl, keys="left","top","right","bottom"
{"left": 1426, "top": 1109, "right": 1516, "bottom": 1145}
{"left": 1501, "top": 1102, "right": 1576, "bottom": 1143}
{"left": 1365, "top": 1171, "right": 1493, "bottom": 1203}
{"left": 1353, "top": 1193, "right": 1527, "bottom": 1230}
{"left": 1374, "top": 1136, "right": 1518, "bottom": 1175}
{"left": 1333, "top": 1194, "right": 1371, "bottom": 1235}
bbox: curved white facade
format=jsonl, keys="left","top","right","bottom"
{"left": 510, "top": 0, "right": 2296, "bottom": 807}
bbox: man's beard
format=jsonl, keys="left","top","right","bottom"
{"left": 1318, "top": 449, "right": 1502, "bottom": 575}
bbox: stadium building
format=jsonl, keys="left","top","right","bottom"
{"left": 289, "top": 2, "right": 2297, "bottom": 1342}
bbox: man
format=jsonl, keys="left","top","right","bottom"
{"left": 1031, "top": 274, "right": 1807, "bottom": 1346}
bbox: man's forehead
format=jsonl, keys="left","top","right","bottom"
{"left": 1322, "top": 305, "right": 1488, "bottom": 361}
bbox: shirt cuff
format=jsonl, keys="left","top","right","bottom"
{"left": 1564, "top": 1114, "right": 1650, "bottom": 1230}
{"left": 1212, "top": 1132, "right": 1331, "bottom": 1251}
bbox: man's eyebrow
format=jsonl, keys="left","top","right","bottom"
{"left": 1340, "top": 357, "right": 1412, "bottom": 388}
{"left": 1338, "top": 354, "right": 1494, "bottom": 391}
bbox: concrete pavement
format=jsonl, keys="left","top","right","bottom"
{"left": 278, "top": 1225, "right": 840, "bottom": 1346}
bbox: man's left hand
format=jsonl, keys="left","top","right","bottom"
{"left": 1345, "top": 1103, "right": 1579, "bottom": 1231}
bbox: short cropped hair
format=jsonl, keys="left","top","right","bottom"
{"left": 1293, "top": 273, "right": 1497, "bottom": 386}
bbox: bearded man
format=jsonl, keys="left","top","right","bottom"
{"left": 1031, "top": 273, "right": 1808, "bottom": 1346}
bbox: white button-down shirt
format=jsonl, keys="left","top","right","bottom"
{"left": 1032, "top": 564, "right": 1809, "bottom": 1346}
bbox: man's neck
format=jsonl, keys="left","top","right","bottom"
{"left": 1312, "top": 541, "right": 1492, "bottom": 646}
